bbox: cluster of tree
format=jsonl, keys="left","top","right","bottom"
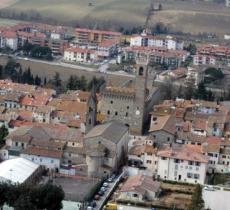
{"left": 66, "top": 75, "right": 105, "bottom": 92}
{"left": 152, "top": 22, "right": 169, "bottom": 34}
{"left": 0, "top": 59, "right": 43, "bottom": 86}
{"left": 0, "top": 182, "right": 64, "bottom": 210}
{"left": 185, "top": 43, "right": 197, "bottom": 55}
{"left": 22, "top": 41, "right": 53, "bottom": 61}
{"left": 188, "top": 184, "right": 204, "bottom": 210}
{"left": 49, "top": 72, "right": 105, "bottom": 94}
{"left": 194, "top": 82, "right": 215, "bottom": 101}
{"left": 0, "top": 9, "right": 61, "bottom": 26}
{"left": 160, "top": 80, "right": 215, "bottom": 101}
{"left": 204, "top": 67, "right": 224, "bottom": 84}
{"left": 0, "top": 125, "right": 8, "bottom": 147}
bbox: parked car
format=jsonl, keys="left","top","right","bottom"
{"left": 98, "top": 190, "right": 105, "bottom": 196}
{"left": 108, "top": 174, "right": 116, "bottom": 182}
{"left": 94, "top": 194, "right": 101, "bottom": 200}
{"left": 204, "top": 186, "right": 215, "bottom": 191}
{"left": 103, "top": 182, "right": 109, "bottom": 187}
{"left": 100, "top": 187, "right": 107, "bottom": 192}
{"left": 87, "top": 206, "right": 93, "bottom": 210}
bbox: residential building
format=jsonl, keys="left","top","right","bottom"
{"left": 193, "top": 54, "right": 216, "bottom": 65}
{"left": 226, "top": 0, "right": 230, "bottom": 7}
{"left": 130, "top": 33, "right": 184, "bottom": 50}
{"left": 128, "top": 144, "right": 158, "bottom": 174}
{"left": 64, "top": 47, "right": 98, "bottom": 63}
{"left": 196, "top": 44, "right": 230, "bottom": 66}
{"left": 118, "top": 175, "right": 161, "bottom": 202}
{"left": 75, "top": 28, "right": 121, "bottom": 45}
{"left": 149, "top": 114, "right": 177, "bottom": 146}
{"left": 4, "top": 124, "right": 83, "bottom": 171}
{"left": 123, "top": 46, "right": 188, "bottom": 69}
{"left": 0, "top": 31, "right": 18, "bottom": 50}
{"left": 157, "top": 144, "right": 208, "bottom": 184}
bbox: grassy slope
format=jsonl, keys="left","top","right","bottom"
{"left": 2, "top": 0, "right": 230, "bottom": 34}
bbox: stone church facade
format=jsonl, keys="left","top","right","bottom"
{"left": 99, "top": 55, "right": 161, "bottom": 134}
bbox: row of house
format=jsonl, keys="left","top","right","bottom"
{"left": 0, "top": 80, "right": 98, "bottom": 134}
{"left": 0, "top": 23, "right": 71, "bottom": 55}
{"left": 0, "top": 121, "right": 129, "bottom": 178}
{"left": 130, "top": 33, "right": 184, "bottom": 50}
{"left": 123, "top": 46, "right": 188, "bottom": 69}
{"left": 128, "top": 99, "right": 230, "bottom": 185}
{"left": 195, "top": 44, "right": 230, "bottom": 66}
{"left": 64, "top": 39, "right": 119, "bottom": 63}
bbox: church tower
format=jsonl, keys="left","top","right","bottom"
{"left": 85, "top": 84, "right": 97, "bottom": 133}
{"left": 131, "top": 53, "right": 149, "bottom": 134}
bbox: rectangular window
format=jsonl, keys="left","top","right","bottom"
{"left": 195, "top": 162, "right": 200, "bottom": 166}
{"left": 187, "top": 173, "right": 193, "bottom": 178}
{"left": 146, "top": 160, "right": 152, "bottom": 164}
{"left": 161, "top": 157, "right": 167, "bottom": 160}
{"left": 194, "top": 174, "right": 200, "bottom": 179}
{"left": 188, "top": 161, "right": 194, "bottom": 165}
{"left": 174, "top": 159, "right": 180, "bottom": 163}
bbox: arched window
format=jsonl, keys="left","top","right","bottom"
{"left": 139, "top": 67, "right": 144, "bottom": 76}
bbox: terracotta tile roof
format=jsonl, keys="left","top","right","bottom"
{"left": 120, "top": 175, "right": 160, "bottom": 195}
{"left": 99, "top": 39, "right": 118, "bottom": 47}
{"left": 149, "top": 115, "right": 176, "bottom": 135}
{"left": 1, "top": 30, "right": 17, "bottom": 39}
{"left": 193, "top": 118, "right": 207, "bottom": 130}
{"left": 202, "top": 142, "right": 220, "bottom": 153}
{"left": 23, "top": 147, "right": 63, "bottom": 159}
{"left": 16, "top": 110, "right": 33, "bottom": 121}
{"left": 129, "top": 145, "right": 145, "bottom": 156}
{"left": 157, "top": 144, "right": 209, "bottom": 163}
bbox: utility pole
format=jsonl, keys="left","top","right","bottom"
{"left": 143, "top": 0, "right": 154, "bottom": 35}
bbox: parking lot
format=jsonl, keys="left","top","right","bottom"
{"left": 203, "top": 187, "right": 230, "bottom": 210}
{"left": 54, "top": 177, "right": 98, "bottom": 202}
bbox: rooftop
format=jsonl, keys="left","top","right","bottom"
{"left": 85, "top": 121, "right": 128, "bottom": 144}
{"left": 0, "top": 158, "right": 39, "bottom": 184}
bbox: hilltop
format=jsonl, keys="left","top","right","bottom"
{"left": 0, "top": 0, "right": 230, "bottom": 34}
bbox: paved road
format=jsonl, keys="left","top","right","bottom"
{"left": 203, "top": 187, "right": 230, "bottom": 210}
{"left": 117, "top": 205, "right": 150, "bottom": 210}
{"left": 94, "top": 172, "right": 124, "bottom": 210}
{"left": 14, "top": 55, "right": 134, "bottom": 78}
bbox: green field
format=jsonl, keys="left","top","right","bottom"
{"left": 1, "top": 0, "right": 230, "bottom": 34}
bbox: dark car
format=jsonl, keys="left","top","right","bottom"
{"left": 98, "top": 190, "right": 105, "bottom": 196}
{"left": 91, "top": 200, "right": 97, "bottom": 207}
{"left": 94, "top": 194, "right": 100, "bottom": 200}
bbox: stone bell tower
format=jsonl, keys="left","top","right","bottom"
{"left": 131, "top": 53, "right": 149, "bottom": 134}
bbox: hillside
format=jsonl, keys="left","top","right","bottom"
{"left": 0, "top": 0, "right": 230, "bottom": 34}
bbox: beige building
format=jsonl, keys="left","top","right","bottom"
{"left": 99, "top": 55, "right": 161, "bottom": 135}
{"left": 118, "top": 175, "right": 161, "bottom": 202}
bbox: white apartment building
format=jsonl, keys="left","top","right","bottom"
{"left": 64, "top": 47, "right": 98, "bottom": 63}
{"left": 130, "top": 34, "right": 184, "bottom": 50}
{"left": 157, "top": 144, "right": 208, "bottom": 184}
{"left": 193, "top": 54, "right": 216, "bottom": 66}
